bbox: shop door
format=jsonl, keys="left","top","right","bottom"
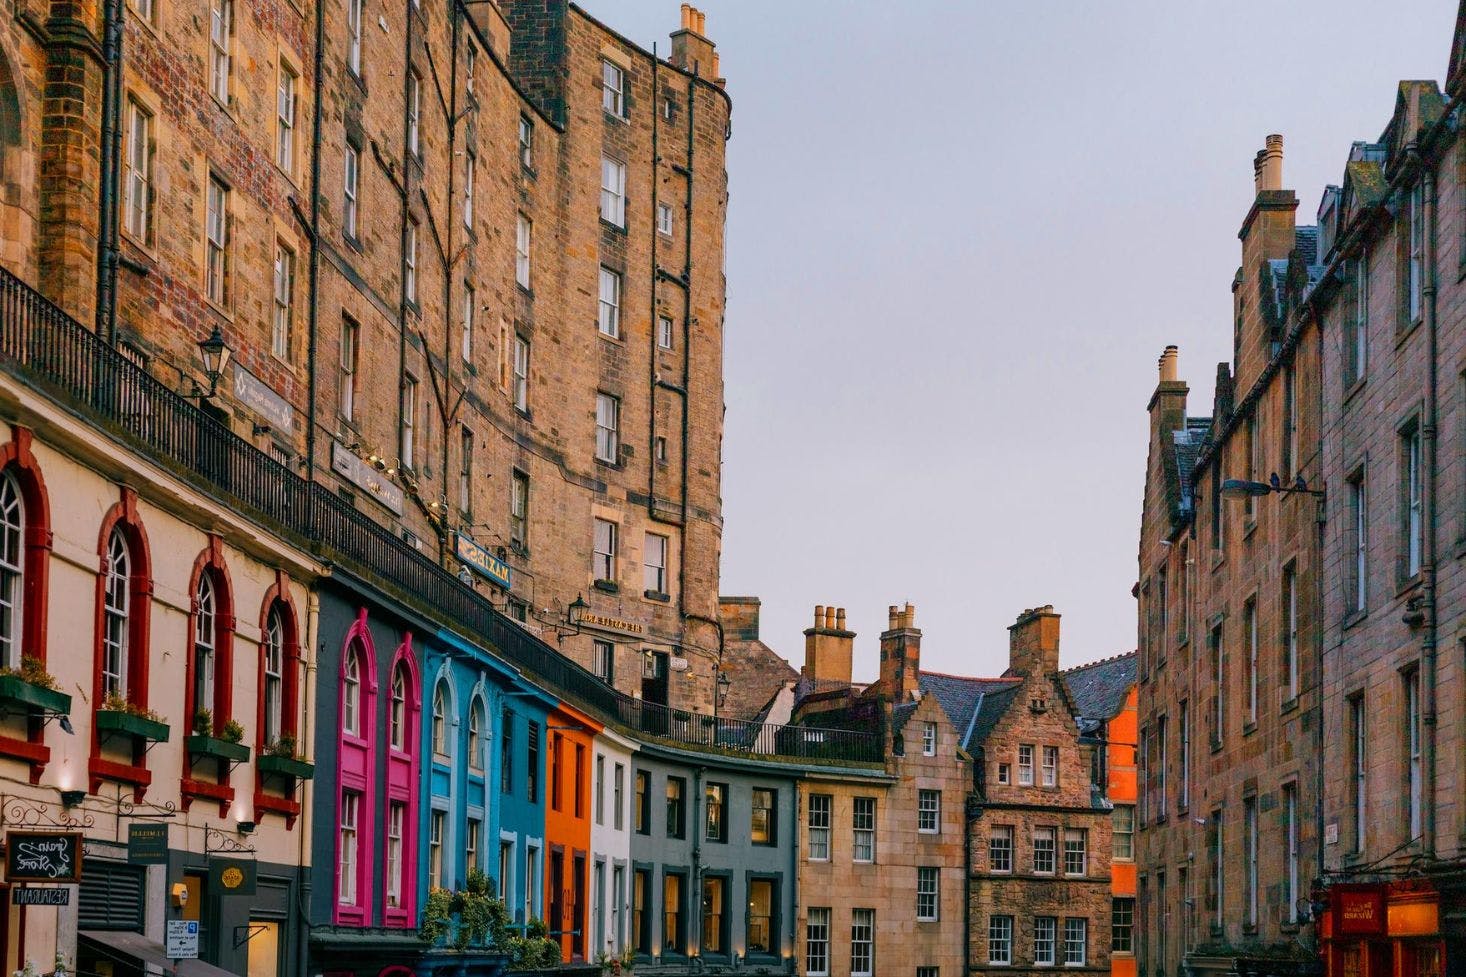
{"left": 641, "top": 652, "right": 669, "bottom": 734}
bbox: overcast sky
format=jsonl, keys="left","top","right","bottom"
{"left": 599, "top": 0, "right": 1457, "bottom": 678}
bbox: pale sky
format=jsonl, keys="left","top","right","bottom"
{"left": 599, "top": 0, "right": 1458, "bottom": 678}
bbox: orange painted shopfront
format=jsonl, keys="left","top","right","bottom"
{"left": 1319, "top": 881, "right": 1445, "bottom": 977}
{"left": 1110, "top": 684, "right": 1138, "bottom": 977}
{"left": 542, "top": 700, "right": 603, "bottom": 963}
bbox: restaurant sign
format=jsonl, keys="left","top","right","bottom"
{"left": 454, "top": 533, "right": 512, "bottom": 589}
{"left": 1334, "top": 886, "right": 1386, "bottom": 935}
{"left": 4, "top": 830, "right": 83, "bottom": 884}
{"left": 578, "top": 613, "right": 644, "bottom": 636}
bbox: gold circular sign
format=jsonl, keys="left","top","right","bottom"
{"left": 221, "top": 866, "right": 244, "bottom": 890}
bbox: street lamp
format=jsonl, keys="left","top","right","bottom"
{"left": 567, "top": 593, "right": 589, "bottom": 628}
{"left": 1220, "top": 472, "right": 1324, "bottom": 500}
{"left": 197, "top": 326, "right": 232, "bottom": 395}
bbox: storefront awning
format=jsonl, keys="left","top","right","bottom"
{"left": 79, "top": 929, "right": 240, "bottom": 977}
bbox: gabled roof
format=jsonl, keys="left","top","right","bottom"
{"left": 1060, "top": 651, "right": 1137, "bottom": 723}
{"left": 1382, "top": 81, "right": 1446, "bottom": 171}
{"left": 918, "top": 671, "right": 1021, "bottom": 752}
{"left": 1450, "top": 0, "right": 1466, "bottom": 98}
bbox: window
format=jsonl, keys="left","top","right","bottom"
{"left": 431, "top": 680, "right": 449, "bottom": 756}
{"left": 1180, "top": 699, "right": 1191, "bottom": 809}
{"left": 525, "top": 845, "right": 539, "bottom": 921}
{"left": 1042, "top": 745, "right": 1058, "bottom": 786}
{"left": 1106, "top": 807, "right": 1132, "bottom": 868}
{"left": 644, "top": 533, "right": 668, "bottom": 594}
{"left": 662, "top": 872, "right": 684, "bottom": 953}
{"left": 386, "top": 802, "right": 405, "bottom": 907}
{"left": 1211, "top": 622, "right": 1225, "bottom": 742}
{"left": 1018, "top": 744, "right": 1034, "bottom": 785}
{"left": 805, "top": 908, "right": 830, "bottom": 976}
{"left": 657, "top": 315, "right": 674, "bottom": 350}
{"left": 123, "top": 99, "right": 152, "bottom": 241}
{"left": 462, "top": 150, "right": 475, "bottom": 228}
{"left": 699, "top": 874, "right": 725, "bottom": 954}
{"left": 1406, "top": 182, "right": 1424, "bottom": 324}
{"left": 406, "top": 70, "right": 421, "bottom": 156}
{"left": 341, "top": 643, "right": 361, "bottom": 736}
{"left": 1282, "top": 563, "right": 1298, "bottom": 700}
{"left": 526, "top": 721, "right": 539, "bottom": 802}
{"left": 404, "top": 221, "right": 418, "bottom": 304}
{"left": 1063, "top": 828, "right": 1087, "bottom": 876}
{"left": 388, "top": 664, "right": 406, "bottom": 750}
{"left": 635, "top": 770, "right": 649, "bottom": 834}
{"left": 1282, "top": 365, "right": 1297, "bottom": 478}
{"left": 206, "top": 175, "right": 230, "bottom": 306}
{"left": 1244, "top": 413, "right": 1259, "bottom": 520}
{"left": 612, "top": 763, "right": 625, "bottom": 830}
{"left": 593, "top": 518, "right": 617, "bottom": 581}
{"left": 595, "top": 393, "right": 620, "bottom": 462}
{"left": 850, "top": 909, "right": 874, "bottom": 976}
{"left": 704, "top": 782, "right": 726, "bottom": 842}
{"left": 1245, "top": 597, "right": 1258, "bottom": 724}
{"left": 612, "top": 863, "right": 626, "bottom": 952}
{"left": 1351, "top": 694, "right": 1366, "bottom": 851}
{"left": 1346, "top": 251, "right": 1368, "bottom": 385}
{"left": 549, "top": 733, "right": 561, "bottom": 810}
{"left": 602, "top": 60, "right": 625, "bottom": 116}
{"left": 657, "top": 202, "right": 673, "bottom": 235}
{"left": 461, "top": 283, "right": 475, "bottom": 361}
{"left": 1404, "top": 425, "right": 1423, "bottom": 578}
{"left": 751, "top": 788, "right": 776, "bottom": 844}
{"left": 1033, "top": 826, "right": 1056, "bottom": 874}
{"left": 600, "top": 157, "right": 626, "bottom": 227}
{"left": 338, "top": 791, "right": 359, "bottom": 905}
{"left": 401, "top": 375, "right": 417, "bottom": 468}
{"left": 1034, "top": 915, "right": 1057, "bottom": 966}
{"left": 1284, "top": 782, "right": 1299, "bottom": 923}
{"left": 1112, "top": 898, "right": 1134, "bottom": 953}
{"left": 987, "top": 915, "right": 1012, "bottom": 965}
{"left": 918, "top": 969, "right": 940, "bottom": 977}
{"left": 346, "top": 0, "right": 362, "bottom": 75}
{"left": 458, "top": 428, "right": 473, "bottom": 512}
{"left": 1244, "top": 796, "right": 1258, "bottom": 927}
{"left": 515, "top": 215, "right": 531, "bottom": 288}
{"left": 466, "top": 818, "right": 480, "bottom": 873}
{"left": 853, "top": 797, "right": 876, "bottom": 862}
{"left": 271, "top": 243, "right": 295, "bottom": 360}
{"left": 808, "top": 794, "right": 831, "bottom": 859}
{"left": 342, "top": 142, "right": 359, "bottom": 239}
{"left": 655, "top": 436, "right": 668, "bottom": 463}
{"left": 510, "top": 470, "right": 529, "bottom": 548}
{"left": 1063, "top": 918, "right": 1087, "bottom": 966}
{"left": 632, "top": 868, "right": 650, "bottom": 953}
{"left": 916, "top": 868, "right": 939, "bottom": 921}
{"left": 747, "top": 878, "right": 774, "bottom": 955}
{"left": 922, "top": 721, "right": 937, "bottom": 755}
{"left": 574, "top": 743, "right": 585, "bottom": 817}
{"left": 262, "top": 605, "right": 285, "bottom": 745}
{"left": 500, "top": 709, "right": 513, "bottom": 793}
{"left": 518, "top": 114, "right": 534, "bottom": 168}
{"left": 592, "top": 640, "right": 614, "bottom": 683}
{"left": 988, "top": 825, "right": 1013, "bottom": 872}
{"left": 497, "top": 842, "right": 512, "bottom": 901}
{"left": 513, "top": 335, "right": 530, "bottom": 411}
{"left": 598, "top": 267, "right": 622, "bottom": 337}
{"left": 209, "top": 0, "right": 232, "bottom": 102}
{"left": 1406, "top": 669, "right": 1422, "bottom": 839}
{"left": 666, "top": 776, "right": 686, "bottom": 838}
{"left": 429, "top": 810, "right": 445, "bottom": 889}
{"left": 468, "top": 701, "right": 484, "bottom": 770}
{"left": 1349, "top": 472, "right": 1367, "bottom": 611}
{"left": 592, "top": 755, "right": 606, "bottom": 825}
{"left": 1212, "top": 808, "right": 1225, "bottom": 927}
{"left": 917, "top": 789, "right": 940, "bottom": 833}
{"left": 130, "top": 0, "right": 154, "bottom": 21}
{"left": 997, "top": 763, "right": 1010, "bottom": 785}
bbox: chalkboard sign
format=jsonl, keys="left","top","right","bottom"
{"left": 4, "top": 831, "right": 83, "bottom": 884}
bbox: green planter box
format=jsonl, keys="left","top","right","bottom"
{"left": 0, "top": 675, "right": 71, "bottom": 714}
{"left": 96, "top": 709, "right": 170, "bottom": 743}
{"left": 257, "top": 754, "right": 314, "bottom": 780}
{"left": 186, "top": 734, "right": 249, "bottom": 763}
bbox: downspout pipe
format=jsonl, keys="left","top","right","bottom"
{"left": 647, "top": 47, "right": 660, "bottom": 517}
{"left": 395, "top": 0, "right": 415, "bottom": 546}
{"left": 95, "top": 0, "right": 124, "bottom": 343}
{"left": 303, "top": 0, "right": 327, "bottom": 484}
{"left": 1421, "top": 158, "right": 1439, "bottom": 858}
{"left": 1313, "top": 311, "right": 1326, "bottom": 907}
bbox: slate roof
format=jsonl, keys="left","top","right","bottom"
{"left": 720, "top": 633, "right": 799, "bottom": 722}
{"left": 1060, "top": 651, "right": 1137, "bottom": 723}
{"left": 1173, "top": 416, "right": 1212, "bottom": 518}
{"left": 918, "top": 671, "right": 1021, "bottom": 752}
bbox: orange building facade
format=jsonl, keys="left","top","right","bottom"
{"left": 1107, "top": 685, "right": 1138, "bottom": 977}
{"left": 542, "top": 701, "right": 604, "bottom": 964}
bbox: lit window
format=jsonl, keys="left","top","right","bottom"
{"left": 751, "top": 788, "right": 775, "bottom": 845}
{"left": 600, "top": 157, "right": 626, "bottom": 227}
{"left": 704, "top": 782, "right": 726, "bottom": 842}
{"left": 598, "top": 267, "right": 621, "bottom": 337}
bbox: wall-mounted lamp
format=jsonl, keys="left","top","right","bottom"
{"left": 1220, "top": 473, "right": 1324, "bottom": 500}
{"left": 567, "top": 593, "right": 588, "bottom": 627}
{"left": 189, "top": 326, "right": 233, "bottom": 399}
{"left": 59, "top": 789, "right": 87, "bottom": 808}
{"left": 236, "top": 820, "right": 256, "bottom": 836}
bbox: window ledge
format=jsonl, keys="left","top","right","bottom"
{"left": 1343, "top": 607, "right": 1368, "bottom": 630}
{"left": 593, "top": 579, "right": 619, "bottom": 594}
{"left": 1395, "top": 316, "right": 1422, "bottom": 347}
{"left": 1280, "top": 696, "right": 1299, "bottom": 715}
{"left": 1395, "top": 574, "right": 1424, "bottom": 600}
{"left": 1242, "top": 518, "right": 1258, "bottom": 540}
{"left": 1243, "top": 721, "right": 1258, "bottom": 737}
{"left": 599, "top": 219, "right": 629, "bottom": 236}
{"left": 643, "top": 589, "right": 670, "bottom": 603}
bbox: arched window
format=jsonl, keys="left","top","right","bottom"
{"left": 263, "top": 605, "right": 284, "bottom": 745}
{"left": 390, "top": 663, "right": 407, "bottom": 750}
{"left": 468, "top": 699, "right": 484, "bottom": 771}
{"left": 432, "top": 681, "right": 449, "bottom": 756}
{"left": 102, "top": 526, "right": 131, "bottom": 701}
{"left": 342, "top": 644, "right": 361, "bottom": 736}
{"left": 0, "top": 470, "right": 24, "bottom": 669}
{"left": 193, "top": 574, "right": 216, "bottom": 726}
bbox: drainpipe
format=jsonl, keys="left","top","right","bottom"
{"left": 647, "top": 48, "right": 661, "bottom": 516}
{"left": 789, "top": 787, "right": 800, "bottom": 970}
{"left": 437, "top": 7, "right": 463, "bottom": 565}
{"left": 95, "top": 0, "right": 124, "bottom": 343}
{"left": 1313, "top": 312, "right": 1326, "bottom": 909}
{"left": 1421, "top": 159, "right": 1440, "bottom": 858}
{"left": 691, "top": 766, "right": 703, "bottom": 966}
{"left": 303, "top": 0, "right": 327, "bottom": 484}
{"left": 963, "top": 789, "right": 973, "bottom": 977}
{"left": 395, "top": 0, "right": 415, "bottom": 540}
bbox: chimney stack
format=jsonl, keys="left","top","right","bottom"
{"left": 1254, "top": 134, "right": 1284, "bottom": 193}
{"left": 879, "top": 603, "right": 922, "bottom": 702}
{"left": 803, "top": 604, "right": 854, "bottom": 688}
{"left": 670, "top": 4, "right": 717, "bottom": 79}
{"left": 1007, "top": 605, "right": 1061, "bottom": 677}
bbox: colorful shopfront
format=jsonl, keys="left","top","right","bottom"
{"left": 1319, "top": 881, "right": 1445, "bottom": 977}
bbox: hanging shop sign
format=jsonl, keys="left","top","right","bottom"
{"left": 208, "top": 857, "right": 257, "bottom": 896}
{"left": 4, "top": 830, "right": 83, "bottom": 884}
{"left": 11, "top": 887, "right": 69, "bottom": 905}
{"left": 669, "top": 657, "right": 690, "bottom": 672}
{"left": 231, "top": 364, "right": 294, "bottom": 434}
{"left": 127, "top": 823, "right": 169, "bottom": 866}
{"left": 1333, "top": 886, "right": 1386, "bottom": 936}
{"left": 331, "top": 442, "right": 405, "bottom": 516}
{"left": 454, "top": 533, "right": 512, "bottom": 589}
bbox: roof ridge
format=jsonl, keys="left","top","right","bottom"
{"left": 1060, "top": 650, "right": 1138, "bottom": 674}
{"left": 920, "top": 669, "right": 1017, "bottom": 683}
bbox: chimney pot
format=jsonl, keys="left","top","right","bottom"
{"left": 814, "top": 605, "right": 824, "bottom": 627}
{"left": 1260, "top": 135, "right": 1284, "bottom": 192}
{"left": 836, "top": 608, "right": 846, "bottom": 630}
{"left": 681, "top": 3, "right": 692, "bottom": 29}
{"left": 1159, "top": 345, "right": 1179, "bottom": 383}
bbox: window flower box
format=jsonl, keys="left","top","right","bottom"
{"left": 0, "top": 675, "right": 71, "bottom": 715}
{"left": 257, "top": 754, "right": 314, "bottom": 780}
{"left": 96, "top": 709, "right": 169, "bottom": 743}
{"left": 186, "top": 734, "right": 250, "bottom": 764}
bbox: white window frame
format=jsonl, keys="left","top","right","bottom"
{"left": 513, "top": 336, "right": 530, "bottom": 411}
{"left": 386, "top": 801, "right": 404, "bottom": 907}
{"left": 593, "top": 639, "right": 614, "bottom": 683}
{"left": 192, "top": 574, "right": 217, "bottom": 721}
{"left": 917, "top": 789, "right": 940, "bottom": 834}
{"left": 510, "top": 470, "right": 529, "bottom": 548}
{"left": 643, "top": 533, "right": 668, "bottom": 594}
{"left": 123, "top": 98, "right": 152, "bottom": 242}
{"left": 262, "top": 606, "right": 284, "bottom": 745}
{"left": 1063, "top": 918, "right": 1087, "bottom": 967}
{"left": 657, "top": 202, "right": 673, "bottom": 235}
{"left": 343, "top": 143, "right": 359, "bottom": 239}
{"left": 987, "top": 914, "right": 1012, "bottom": 966}
{"left": 400, "top": 374, "right": 417, "bottom": 468}
{"left": 206, "top": 175, "right": 230, "bottom": 307}
{"left": 339, "top": 317, "right": 358, "bottom": 421}
{"left": 347, "top": 0, "right": 363, "bottom": 76}
{"left": 404, "top": 221, "right": 418, "bottom": 304}
{"left": 272, "top": 242, "right": 295, "bottom": 360}
{"left": 209, "top": 0, "right": 232, "bottom": 103}
{"left": 598, "top": 267, "right": 621, "bottom": 337}
{"left": 601, "top": 60, "right": 625, "bottom": 117}
{"left": 988, "top": 825, "right": 1012, "bottom": 873}
{"left": 338, "top": 791, "right": 360, "bottom": 905}
{"left": 805, "top": 907, "right": 830, "bottom": 976}
{"left": 516, "top": 215, "right": 532, "bottom": 288}
{"left": 922, "top": 721, "right": 937, "bottom": 755}
{"left": 1113, "top": 805, "right": 1134, "bottom": 860}
{"left": 852, "top": 797, "right": 876, "bottom": 863}
{"left": 916, "top": 868, "right": 939, "bottom": 922}
{"left": 849, "top": 908, "right": 874, "bottom": 977}
{"left": 1018, "top": 744, "right": 1034, "bottom": 785}
{"left": 518, "top": 114, "right": 533, "bottom": 168}
{"left": 1063, "top": 828, "right": 1087, "bottom": 877}
{"left": 429, "top": 808, "right": 445, "bottom": 889}
{"left": 276, "top": 63, "right": 297, "bottom": 174}
{"left": 600, "top": 156, "right": 626, "bottom": 228}
{"left": 1033, "top": 826, "right": 1056, "bottom": 875}
{"left": 593, "top": 518, "right": 617, "bottom": 582}
{"left": 595, "top": 392, "right": 620, "bottom": 463}
{"left": 1041, "top": 745, "right": 1058, "bottom": 786}
{"left": 1034, "top": 915, "right": 1057, "bottom": 966}
{"left": 657, "top": 315, "right": 674, "bottom": 350}
{"left": 807, "top": 794, "right": 831, "bottom": 861}
{"left": 461, "top": 282, "right": 475, "bottom": 361}
{"left": 406, "top": 69, "right": 421, "bottom": 156}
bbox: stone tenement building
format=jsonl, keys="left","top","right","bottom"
{"left": 1135, "top": 13, "right": 1466, "bottom": 972}
{"left": 0, "top": 0, "right": 731, "bottom": 712}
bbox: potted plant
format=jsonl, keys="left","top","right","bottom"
{"left": 0, "top": 656, "right": 70, "bottom": 715}
{"left": 96, "top": 693, "right": 169, "bottom": 742}
{"left": 258, "top": 733, "right": 314, "bottom": 780}
{"left": 185, "top": 711, "right": 249, "bottom": 763}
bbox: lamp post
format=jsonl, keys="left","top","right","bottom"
{"left": 180, "top": 325, "right": 233, "bottom": 399}
{"left": 1220, "top": 473, "right": 1325, "bottom": 500}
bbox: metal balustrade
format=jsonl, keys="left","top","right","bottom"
{"left": 0, "top": 266, "right": 883, "bottom": 766}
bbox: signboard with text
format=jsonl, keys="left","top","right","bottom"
{"left": 127, "top": 823, "right": 169, "bottom": 865}
{"left": 1334, "top": 886, "right": 1386, "bottom": 935}
{"left": 454, "top": 532, "right": 512, "bottom": 588}
{"left": 166, "top": 920, "right": 199, "bottom": 960}
{"left": 11, "top": 887, "right": 69, "bottom": 906}
{"left": 208, "top": 857, "right": 257, "bottom": 896}
{"left": 4, "top": 831, "right": 82, "bottom": 884}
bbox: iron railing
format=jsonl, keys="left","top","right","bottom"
{"left": 0, "top": 266, "right": 883, "bottom": 765}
